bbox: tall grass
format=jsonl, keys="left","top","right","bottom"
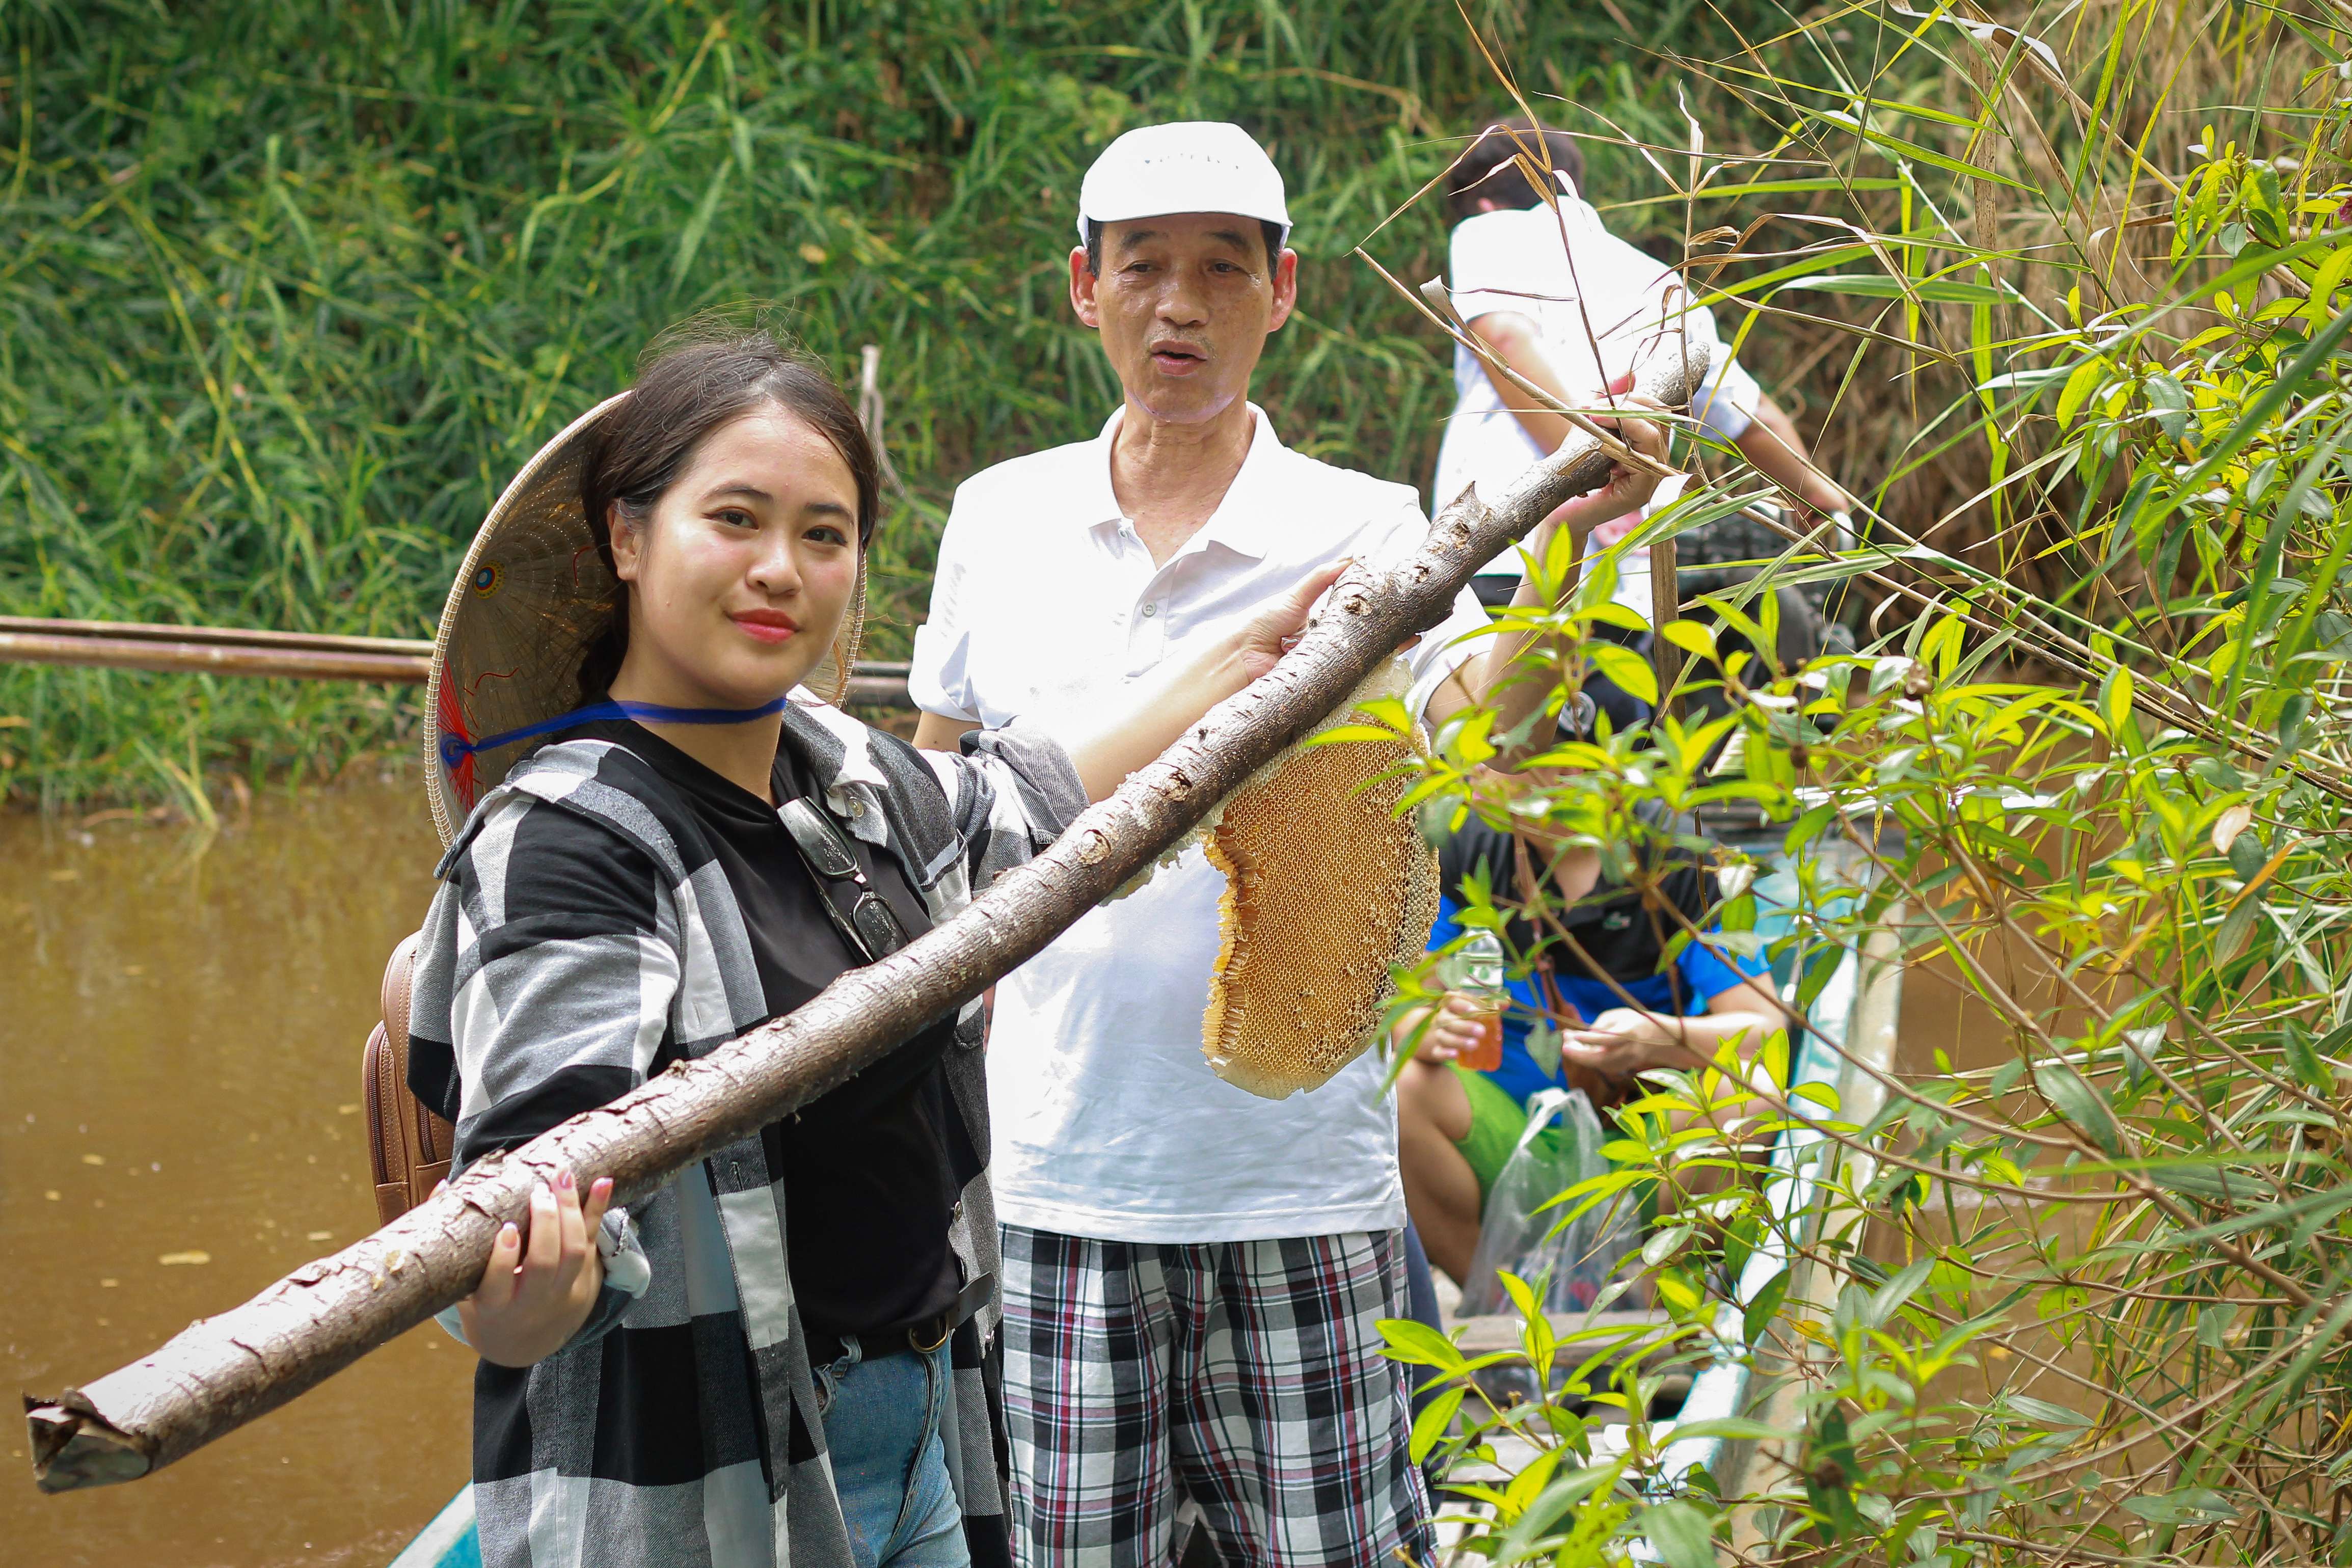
{"left": 1, "top": 0, "right": 1759, "bottom": 808}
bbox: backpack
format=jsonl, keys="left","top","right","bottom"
{"left": 361, "top": 932, "right": 452, "bottom": 1226}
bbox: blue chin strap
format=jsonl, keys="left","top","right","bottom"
{"left": 438, "top": 695, "right": 791, "bottom": 771}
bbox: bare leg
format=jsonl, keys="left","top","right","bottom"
{"left": 1397, "top": 1059, "right": 1483, "bottom": 1286}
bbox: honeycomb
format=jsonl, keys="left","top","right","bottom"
{"left": 1199, "top": 659, "right": 1439, "bottom": 1099}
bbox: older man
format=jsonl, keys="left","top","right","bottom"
{"left": 911, "top": 121, "right": 1660, "bottom": 1568}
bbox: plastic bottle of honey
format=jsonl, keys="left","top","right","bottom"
{"left": 1452, "top": 929, "right": 1508, "bottom": 1073}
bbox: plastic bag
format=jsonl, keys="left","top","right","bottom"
{"left": 1455, "top": 1087, "right": 1636, "bottom": 1318}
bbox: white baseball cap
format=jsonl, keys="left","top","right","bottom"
{"left": 1075, "top": 121, "right": 1291, "bottom": 247}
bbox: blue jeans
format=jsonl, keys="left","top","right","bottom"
{"left": 815, "top": 1337, "right": 970, "bottom": 1568}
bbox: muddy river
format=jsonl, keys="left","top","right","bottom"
{"left": 2, "top": 776, "right": 465, "bottom": 1568}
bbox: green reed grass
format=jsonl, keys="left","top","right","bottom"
{"left": 1366, "top": 2, "right": 2352, "bottom": 1557}
{"left": 0, "top": 0, "right": 1759, "bottom": 808}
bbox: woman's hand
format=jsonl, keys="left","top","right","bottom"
{"left": 1558, "top": 1006, "right": 1699, "bottom": 1078}
{"left": 458, "top": 1170, "right": 614, "bottom": 1368}
{"left": 1394, "top": 991, "right": 1493, "bottom": 1064}
{"left": 1057, "top": 559, "right": 1407, "bottom": 801}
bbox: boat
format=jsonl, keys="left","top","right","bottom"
{"left": 388, "top": 1485, "right": 480, "bottom": 1568}
{"left": 384, "top": 817, "right": 1903, "bottom": 1565}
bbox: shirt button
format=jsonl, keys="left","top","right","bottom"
{"left": 848, "top": 800, "right": 866, "bottom": 818}
{"left": 1141, "top": 602, "right": 1159, "bottom": 618}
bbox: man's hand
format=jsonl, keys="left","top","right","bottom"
{"left": 1733, "top": 396, "right": 1850, "bottom": 523}
{"left": 458, "top": 1170, "right": 615, "bottom": 1368}
{"left": 1428, "top": 372, "right": 1679, "bottom": 740}
{"left": 1509, "top": 372, "right": 1672, "bottom": 564}
{"left": 1558, "top": 1006, "right": 1697, "bottom": 1078}
{"left": 1548, "top": 393, "right": 1670, "bottom": 541}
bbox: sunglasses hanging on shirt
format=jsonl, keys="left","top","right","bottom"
{"left": 777, "top": 798, "right": 911, "bottom": 962}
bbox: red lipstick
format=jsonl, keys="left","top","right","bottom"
{"left": 729, "top": 609, "right": 799, "bottom": 645}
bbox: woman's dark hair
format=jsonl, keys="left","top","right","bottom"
{"left": 575, "top": 329, "right": 881, "bottom": 699}
{"left": 1444, "top": 117, "right": 1587, "bottom": 228}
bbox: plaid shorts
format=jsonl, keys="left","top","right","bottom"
{"left": 1001, "top": 1225, "right": 1432, "bottom": 1568}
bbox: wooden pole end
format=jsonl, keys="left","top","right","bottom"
{"left": 25, "top": 1391, "right": 152, "bottom": 1493}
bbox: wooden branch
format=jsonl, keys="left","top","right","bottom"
{"left": 1650, "top": 533, "right": 1682, "bottom": 718}
{"left": 0, "top": 617, "right": 916, "bottom": 708}
{"left": 0, "top": 628, "right": 431, "bottom": 684}
{"left": 0, "top": 616, "right": 432, "bottom": 656}
{"left": 23, "top": 348, "right": 1703, "bottom": 1495}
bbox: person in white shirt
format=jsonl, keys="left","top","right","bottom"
{"left": 909, "top": 121, "right": 1665, "bottom": 1568}
{"left": 1435, "top": 117, "right": 1851, "bottom": 636}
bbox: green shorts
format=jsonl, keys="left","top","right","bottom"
{"left": 1448, "top": 1063, "right": 1571, "bottom": 1207}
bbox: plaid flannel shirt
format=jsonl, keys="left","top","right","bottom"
{"left": 407, "top": 692, "right": 1087, "bottom": 1568}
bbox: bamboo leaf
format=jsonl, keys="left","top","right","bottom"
{"left": 2283, "top": 1021, "right": 2332, "bottom": 1093}
{"left": 2006, "top": 1394, "right": 2092, "bottom": 1428}
{"left": 1378, "top": 1317, "right": 1468, "bottom": 1371}
{"left": 1408, "top": 1385, "right": 1467, "bottom": 1463}
{"left": 1780, "top": 272, "right": 2008, "bottom": 304}
{"left": 1640, "top": 1501, "right": 1718, "bottom": 1568}
{"left": 2215, "top": 896, "right": 2261, "bottom": 962}
{"left": 2304, "top": 243, "right": 2352, "bottom": 325}
{"left": 2122, "top": 1488, "right": 2238, "bottom": 1525}
{"left": 2099, "top": 666, "right": 2134, "bottom": 742}
{"left": 1660, "top": 618, "right": 1719, "bottom": 660}
{"left": 1866, "top": 1256, "right": 1935, "bottom": 1328}
{"left": 2035, "top": 1061, "right": 2122, "bottom": 1155}
{"left": 671, "top": 157, "right": 736, "bottom": 286}
{"left": 1664, "top": 1416, "right": 1792, "bottom": 1444}
{"left": 1587, "top": 641, "right": 1659, "bottom": 707}
{"left": 1494, "top": 1464, "right": 1615, "bottom": 1559}
{"left": 2209, "top": 801, "right": 2254, "bottom": 856}
{"left": 2143, "top": 373, "right": 2190, "bottom": 441}
{"left": 1743, "top": 1267, "right": 1790, "bottom": 1346}
{"left": 2054, "top": 357, "right": 2107, "bottom": 429}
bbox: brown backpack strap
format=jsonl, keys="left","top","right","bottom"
{"left": 362, "top": 933, "right": 450, "bottom": 1225}
{"left": 1512, "top": 835, "right": 1638, "bottom": 1112}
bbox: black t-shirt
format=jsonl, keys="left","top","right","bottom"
{"left": 567, "top": 720, "right": 972, "bottom": 1339}
{"left": 1437, "top": 813, "right": 1721, "bottom": 1006}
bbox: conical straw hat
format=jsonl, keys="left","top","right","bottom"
{"left": 421, "top": 395, "right": 866, "bottom": 846}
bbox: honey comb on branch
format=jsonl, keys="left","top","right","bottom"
{"left": 1200, "top": 659, "right": 1437, "bottom": 1098}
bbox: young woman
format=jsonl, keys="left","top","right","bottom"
{"left": 402, "top": 330, "right": 1351, "bottom": 1568}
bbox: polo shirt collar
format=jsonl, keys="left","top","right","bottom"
{"left": 1075, "top": 410, "right": 1127, "bottom": 529}
{"left": 1085, "top": 401, "right": 1291, "bottom": 562}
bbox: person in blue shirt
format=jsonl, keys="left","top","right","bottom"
{"left": 1393, "top": 810, "right": 1780, "bottom": 1286}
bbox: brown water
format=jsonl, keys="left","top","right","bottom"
{"left": 1, "top": 777, "right": 468, "bottom": 1567}
{"left": 0, "top": 775, "right": 2016, "bottom": 1567}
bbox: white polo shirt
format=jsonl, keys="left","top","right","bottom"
{"left": 1435, "top": 197, "right": 1763, "bottom": 587}
{"left": 911, "top": 404, "right": 1490, "bottom": 1242}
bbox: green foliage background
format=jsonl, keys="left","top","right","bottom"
{"left": 0, "top": 0, "right": 1752, "bottom": 807}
